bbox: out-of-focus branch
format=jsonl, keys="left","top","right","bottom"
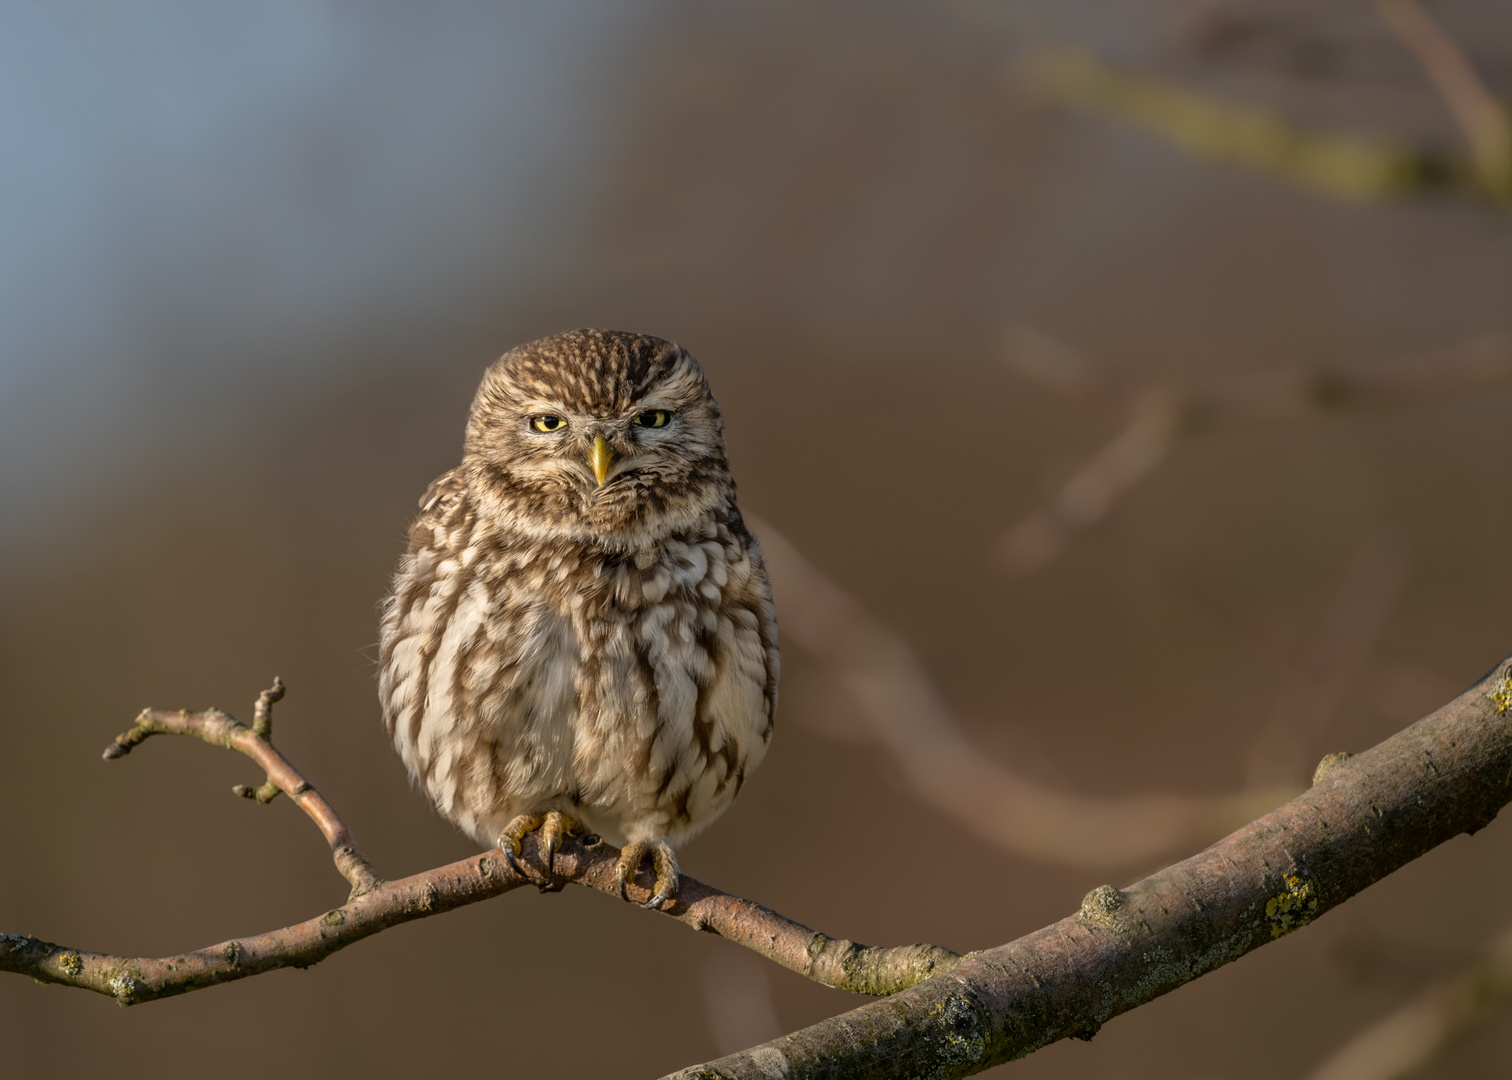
{"left": 3, "top": 684, "right": 958, "bottom": 1005}
{"left": 998, "top": 332, "right": 1512, "bottom": 576}
{"left": 1308, "top": 922, "right": 1512, "bottom": 1080}
{"left": 1020, "top": 47, "right": 1461, "bottom": 203}
{"left": 1109, "top": 517, "right": 1447, "bottom": 728}
{"left": 998, "top": 387, "right": 1186, "bottom": 574}
{"left": 666, "top": 660, "right": 1512, "bottom": 1079}
{"left": 1244, "top": 528, "right": 1411, "bottom": 786}
{"left": 754, "top": 520, "right": 1297, "bottom": 869}
{"left": 1373, "top": 0, "right": 1512, "bottom": 199}
{"left": 1197, "top": 333, "right": 1512, "bottom": 419}
{"left": 1001, "top": 324, "right": 1115, "bottom": 401}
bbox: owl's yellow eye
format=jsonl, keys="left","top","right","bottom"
{"left": 634, "top": 410, "right": 669, "bottom": 428}
{"left": 531, "top": 415, "right": 564, "bottom": 433}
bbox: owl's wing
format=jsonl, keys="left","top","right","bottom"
{"left": 404, "top": 468, "right": 471, "bottom": 559}
{"left": 419, "top": 468, "right": 467, "bottom": 513}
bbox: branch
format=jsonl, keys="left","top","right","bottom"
{"left": 1373, "top": 0, "right": 1512, "bottom": 199}
{"left": 754, "top": 519, "right": 1298, "bottom": 868}
{"left": 1307, "top": 923, "right": 1512, "bottom": 1080}
{"left": 666, "top": 658, "right": 1512, "bottom": 1079}
{"left": 1019, "top": 47, "right": 1464, "bottom": 203}
{"left": 997, "top": 332, "right": 1512, "bottom": 575}
{"left": 102, "top": 677, "right": 382, "bottom": 898}
{"left": 1195, "top": 333, "right": 1512, "bottom": 419}
{"left": 3, "top": 681, "right": 957, "bottom": 1005}
{"left": 996, "top": 387, "right": 1186, "bottom": 575}
{"left": 1243, "top": 528, "right": 1410, "bottom": 786}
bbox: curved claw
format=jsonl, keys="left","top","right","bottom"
{"left": 615, "top": 837, "right": 681, "bottom": 910}
{"left": 497, "top": 811, "right": 583, "bottom": 880}
{"left": 497, "top": 812, "right": 544, "bottom": 878}
{"left": 649, "top": 841, "right": 680, "bottom": 911}
{"left": 498, "top": 837, "right": 520, "bottom": 875}
{"left": 616, "top": 840, "right": 647, "bottom": 902}
{"left": 539, "top": 811, "right": 584, "bottom": 873}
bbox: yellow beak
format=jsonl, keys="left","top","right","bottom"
{"left": 588, "top": 435, "right": 614, "bottom": 488}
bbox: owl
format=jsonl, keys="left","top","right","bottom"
{"left": 378, "top": 329, "right": 778, "bottom": 909}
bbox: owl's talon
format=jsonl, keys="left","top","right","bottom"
{"left": 615, "top": 838, "right": 681, "bottom": 910}
{"left": 498, "top": 811, "right": 585, "bottom": 878}
{"left": 497, "top": 812, "right": 543, "bottom": 877}
{"left": 539, "top": 811, "right": 585, "bottom": 873}
{"left": 650, "top": 840, "right": 680, "bottom": 910}
{"left": 497, "top": 838, "right": 521, "bottom": 875}
{"left": 615, "top": 840, "right": 647, "bottom": 901}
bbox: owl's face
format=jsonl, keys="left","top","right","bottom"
{"left": 462, "top": 329, "right": 732, "bottom": 548}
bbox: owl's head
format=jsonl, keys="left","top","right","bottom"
{"left": 462, "top": 329, "right": 732, "bottom": 547}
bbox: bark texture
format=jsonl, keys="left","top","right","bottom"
{"left": 666, "top": 659, "right": 1512, "bottom": 1080}
{"left": 0, "top": 838, "right": 957, "bottom": 1006}
{"left": 0, "top": 683, "right": 957, "bottom": 1004}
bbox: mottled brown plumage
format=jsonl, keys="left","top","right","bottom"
{"left": 378, "top": 330, "right": 778, "bottom": 907}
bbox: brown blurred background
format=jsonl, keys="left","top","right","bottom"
{"left": 4, "top": 2, "right": 1512, "bottom": 1077}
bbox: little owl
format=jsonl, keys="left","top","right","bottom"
{"left": 378, "top": 329, "right": 778, "bottom": 909}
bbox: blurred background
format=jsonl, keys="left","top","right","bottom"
{"left": 4, "top": 2, "right": 1512, "bottom": 1077}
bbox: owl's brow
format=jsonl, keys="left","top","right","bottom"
{"left": 515, "top": 392, "right": 684, "bottom": 417}
{"left": 514, "top": 405, "right": 659, "bottom": 424}
{"left": 514, "top": 399, "right": 573, "bottom": 415}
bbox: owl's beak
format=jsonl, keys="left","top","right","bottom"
{"left": 588, "top": 435, "right": 614, "bottom": 488}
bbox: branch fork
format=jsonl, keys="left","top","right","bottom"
{"left": 5, "top": 679, "right": 956, "bottom": 1009}
{"left": 102, "top": 677, "right": 382, "bottom": 899}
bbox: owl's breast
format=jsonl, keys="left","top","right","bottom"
{"left": 570, "top": 524, "right": 778, "bottom": 843}
{"left": 381, "top": 532, "right": 585, "bottom": 842}
{"left": 381, "top": 497, "right": 778, "bottom": 849}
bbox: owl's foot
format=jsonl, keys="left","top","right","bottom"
{"left": 497, "top": 810, "right": 585, "bottom": 875}
{"left": 539, "top": 811, "right": 585, "bottom": 871}
{"left": 616, "top": 838, "right": 680, "bottom": 911}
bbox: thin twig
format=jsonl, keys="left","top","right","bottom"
{"left": 5, "top": 682, "right": 957, "bottom": 1005}
{"left": 237, "top": 676, "right": 286, "bottom": 803}
{"left": 252, "top": 675, "right": 283, "bottom": 739}
{"left": 103, "top": 679, "right": 382, "bottom": 898}
{"left": 665, "top": 658, "right": 1512, "bottom": 1079}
